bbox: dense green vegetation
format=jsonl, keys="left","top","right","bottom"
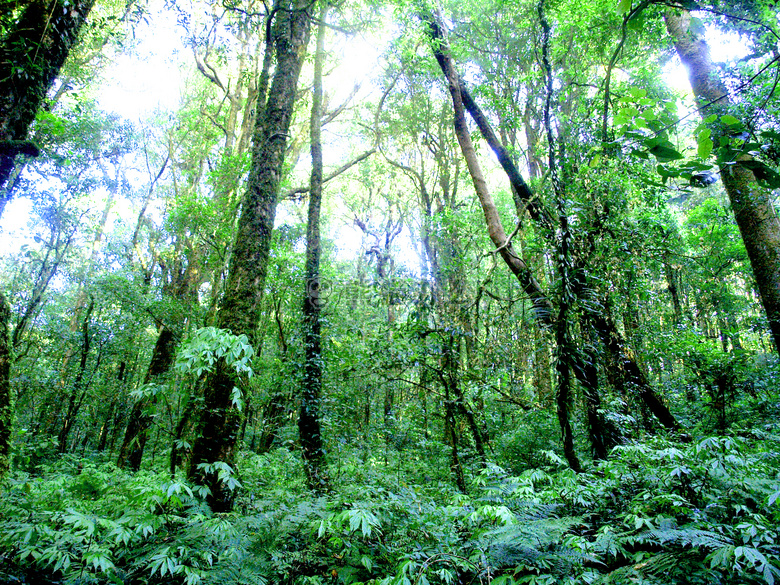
{"left": 0, "top": 0, "right": 779, "bottom": 583}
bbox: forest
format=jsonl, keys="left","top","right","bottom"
{"left": 0, "top": 0, "right": 779, "bottom": 582}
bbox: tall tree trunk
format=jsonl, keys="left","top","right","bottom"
{"left": 666, "top": 10, "right": 780, "bottom": 356}
{"left": 299, "top": 1, "right": 329, "bottom": 493}
{"left": 0, "top": 293, "right": 11, "bottom": 480}
{"left": 540, "top": 0, "right": 581, "bottom": 473}
{"left": 96, "top": 398, "right": 115, "bottom": 453}
{"left": 442, "top": 340, "right": 466, "bottom": 493}
{"left": 187, "top": 0, "right": 312, "bottom": 512}
{"left": 664, "top": 259, "right": 683, "bottom": 326}
{"left": 576, "top": 314, "right": 616, "bottom": 459}
{"left": 0, "top": 0, "right": 96, "bottom": 208}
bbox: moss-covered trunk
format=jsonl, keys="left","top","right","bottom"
{"left": 0, "top": 0, "right": 96, "bottom": 207}
{"left": 592, "top": 310, "right": 682, "bottom": 433}
{"left": 0, "top": 292, "right": 12, "bottom": 479}
{"left": 117, "top": 326, "right": 176, "bottom": 471}
{"left": 299, "top": 1, "right": 328, "bottom": 493}
{"left": 187, "top": 0, "right": 312, "bottom": 512}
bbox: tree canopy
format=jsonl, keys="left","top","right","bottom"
{"left": 1, "top": 0, "right": 779, "bottom": 583}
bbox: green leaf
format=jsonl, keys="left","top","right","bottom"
{"left": 617, "top": 0, "right": 631, "bottom": 14}
{"left": 721, "top": 114, "right": 740, "bottom": 126}
{"left": 741, "top": 160, "right": 780, "bottom": 188}
{"left": 698, "top": 136, "right": 713, "bottom": 159}
{"left": 649, "top": 144, "right": 684, "bottom": 162}
{"left": 361, "top": 555, "right": 374, "bottom": 571}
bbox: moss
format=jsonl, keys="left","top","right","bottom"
{"left": 0, "top": 292, "right": 12, "bottom": 480}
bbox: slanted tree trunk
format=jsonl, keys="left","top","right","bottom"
{"left": 0, "top": 0, "right": 96, "bottom": 209}
{"left": 0, "top": 293, "right": 11, "bottom": 480}
{"left": 117, "top": 252, "right": 198, "bottom": 471}
{"left": 299, "top": 1, "right": 329, "bottom": 493}
{"left": 592, "top": 310, "right": 682, "bottom": 433}
{"left": 187, "top": 0, "right": 312, "bottom": 512}
{"left": 666, "top": 9, "right": 780, "bottom": 357}
{"left": 442, "top": 336, "right": 466, "bottom": 493}
{"left": 116, "top": 327, "right": 176, "bottom": 471}
{"left": 424, "top": 10, "right": 553, "bottom": 325}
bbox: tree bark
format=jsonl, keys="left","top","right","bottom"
{"left": 0, "top": 292, "right": 11, "bottom": 480}
{"left": 0, "top": 0, "right": 96, "bottom": 207}
{"left": 116, "top": 326, "right": 176, "bottom": 471}
{"left": 299, "top": 1, "right": 329, "bottom": 493}
{"left": 591, "top": 310, "right": 683, "bottom": 433}
{"left": 576, "top": 314, "right": 617, "bottom": 459}
{"left": 187, "top": 0, "right": 312, "bottom": 512}
{"left": 442, "top": 341, "right": 466, "bottom": 493}
{"left": 665, "top": 10, "right": 780, "bottom": 356}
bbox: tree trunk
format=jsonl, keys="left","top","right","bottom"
{"left": 423, "top": 10, "right": 553, "bottom": 326}
{"left": 0, "top": 293, "right": 11, "bottom": 480}
{"left": 299, "top": 1, "right": 329, "bottom": 493}
{"left": 666, "top": 9, "right": 780, "bottom": 356}
{"left": 118, "top": 246, "right": 198, "bottom": 471}
{"left": 58, "top": 297, "right": 95, "bottom": 453}
{"left": 187, "top": 0, "right": 312, "bottom": 512}
{"left": 554, "top": 252, "right": 582, "bottom": 471}
{"left": 0, "top": 0, "right": 96, "bottom": 207}
{"left": 96, "top": 398, "right": 115, "bottom": 453}
{"left": 663, "top": 259, "right": 683, "bottom": 326}
{"left": 591, "top": 310, "right": 683, "bottom": 433}
{"left": 576, "top": 314, "right": 616, "bottom": 459}
{"left": 444, "top": 372, "right": 467, "bottom": 494}
{"left": 117, "top": 326, "right": 176, "bottom": 471}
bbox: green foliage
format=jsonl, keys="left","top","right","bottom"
{"left": 3, "top": 421, "right": 780, "bottom": 585}
{"left": 176, "top": 327, "right": 255, "bottom": 379}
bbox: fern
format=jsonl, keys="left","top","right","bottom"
{"left": 636, "top": 526, "right": 731, "bottom": 550}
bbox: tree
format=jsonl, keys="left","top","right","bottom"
{"left": 299, "top": 0, "right": 329, "bottom": 492}
{"left": 0, "top": 0, "right": 97, "bottom": 211}
{"left": 187, "top": 0, "right": 313, "bottom": 512}
{"left": 665, "top": 8, "right": 780, "bottom": 357}
{"left": 0, "top": 292, "right": 10, "bottom": 480}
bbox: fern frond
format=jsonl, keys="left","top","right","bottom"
{"left": 637, "top": 527, "right": 731, "bottom": 550}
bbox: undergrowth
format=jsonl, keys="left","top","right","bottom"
{"left": 1, "top": 429, "right": 779, "bottom": 585}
